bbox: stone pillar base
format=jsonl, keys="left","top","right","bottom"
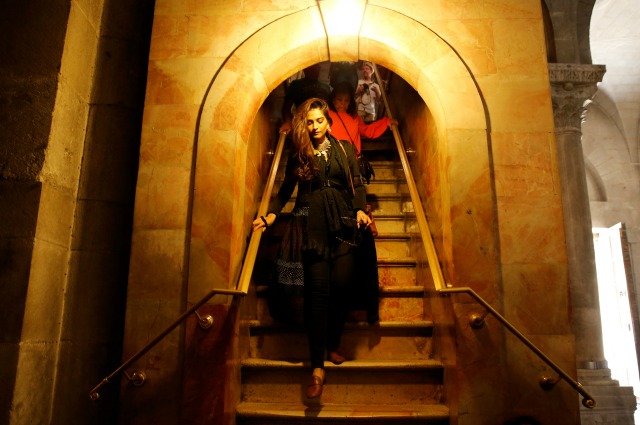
{"left": 579, "top": 368, "right": 637, "bottom": 425}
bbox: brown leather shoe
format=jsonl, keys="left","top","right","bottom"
{"left": 306, "top": 375, "right": 325, "bottom": 399}
{"left": 327, "top": 351, "right": 346, "bottom": 365}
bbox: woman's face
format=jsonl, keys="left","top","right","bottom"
{"left": 333, "top": 92, "right": 351, "bottom": 113}
{"left": 306, "top": 108, "right": 330, "bottom": 143}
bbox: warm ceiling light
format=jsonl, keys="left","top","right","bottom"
{"left": 317, "top": 0, "right": 366, "bottom": 37}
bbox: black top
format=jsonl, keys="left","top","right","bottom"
{"left": 268, "top": 135, "right": 366, "bottom": 259}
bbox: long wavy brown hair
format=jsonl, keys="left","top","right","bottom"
{"left": 291, "top": 97, "right": 333, "bottom": 180}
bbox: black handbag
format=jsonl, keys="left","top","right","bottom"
{"left": 357, "top": 152, "right": 375, "bottom": 184}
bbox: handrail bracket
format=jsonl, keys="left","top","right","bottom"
{"left": 469, "top": 312, "right": 488, "bottom": 329}
{"left": 194, "top": 310, "right": 214, "bottom": 330}
{"left": 539, "top": 375, "right": 559, "bottom": 391}
{"left": 124, "top": 370, "right": 147, "bottom": 387}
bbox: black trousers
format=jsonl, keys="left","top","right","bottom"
{"left": 302, "top": 242, "right": 354, "bottom": 369}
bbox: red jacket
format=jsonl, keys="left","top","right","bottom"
{"left": 329, "top": 110, "right": 390, "bottom": 152}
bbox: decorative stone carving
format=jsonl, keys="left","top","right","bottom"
{"left": 549, "top": 63, "right": 606, "bottom": 129}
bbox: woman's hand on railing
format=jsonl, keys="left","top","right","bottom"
{"left": 252, "top": 213, "right": 276, "bottom": 232}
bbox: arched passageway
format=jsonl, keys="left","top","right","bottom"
{"left": 187, "top": 3, "right": 493, "bottom": 297}
{"left": 120, "top": 3, "right": 576, "bottom": 424}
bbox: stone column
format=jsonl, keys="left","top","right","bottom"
{"left": 549, "top": 63, "right": 607, "bottom": 368}
{"left": 549, "top": 63, "right": 636, "bottom": 424}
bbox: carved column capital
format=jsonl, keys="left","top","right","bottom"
{"left": 548, "top": 63, "right": 606, "bottom": 130}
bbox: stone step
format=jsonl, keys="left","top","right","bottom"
{"left": 247, "top": 320, "right": 434, "bottom": 361}
{"left": 273, "top": 158, "right": 404, "bottom": 181}
{"left": 371, "top": 214, "right": 418, "bottom": 234}
{"left": 374, "top": 233, "right": 411, "bottom": 259}
{"left": 364, "top": 162, "right": 404, "bottom": 181}
{"left": 253, "top": 251, "right": 419, "bottom": 288}
{"left": 256, "top": 285, "right": 426, "bottom": 323}
{"left": 361, "top": 133, "right": 397, "bottom": 152}
{"left": 273, "top": 159, "right": 405, "bottom": 184}
{"left": 242, "top": 156, "right": 449, "bottom": 424}
{"left": 255, "top": 257, "right": 419, "bottom": 292}
{"left": 258, "top": 212, "right": 417, "bottom": 236}
{"left": 377, "top": 257, "right": 417, "bottom": 287}
{"left": 236, "top": 402, "right": 449, "bottom": 424}
{"left": 240, "top": 359, "right": 444, "bottom": 406}
{"left": 377, "top": 286, "right": 426, "bottom": 321}
{"left": 367, "top": 194, "right": 414, "bottom": 215}
{"left": 279, "top": 193, "right": 413, "bottom": 215}
{"left": 364, "top": 179, "right": 408, "bottom": 194}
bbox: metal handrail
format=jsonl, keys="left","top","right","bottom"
{"left": 88, "top": 288, "right": 245, "bottom": 400}
{"left": 371, "top": 66, "right": 446, "bottom": 292}
{"left": 440, "top": 286, "right": 596, "bottom": 408}
{"left": 371, "top": 63, "right": 595, "bottom": 409}
{"left": 89, "top": 130, "right": 288, "bottom": 401}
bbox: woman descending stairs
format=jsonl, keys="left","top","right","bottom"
{"left": 238, "top": 153, "right": 449, "bottom": 424}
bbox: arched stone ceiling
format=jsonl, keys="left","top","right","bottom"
{"left": 190, "top": 3, "right": 493, "bottom": 290}
{"left": 583, "top": 95, "right": 640, "bottom": 203}
{"left": 197, "top": 3, "right": 487, "bottom": 145}
{"left": 590, "top": 0, "right": 640, "bottom": 164}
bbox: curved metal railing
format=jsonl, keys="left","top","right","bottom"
{"left": 89, "top": 130, "right": 288, "bottom": 401}
{"left": 371, "top": 63, "right": 595, "bottom": 409}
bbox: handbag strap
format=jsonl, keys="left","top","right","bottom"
{"left": 336, "top": 140, "right": 356, "bottom": 197}
{"left": 335, "top": 112, "right": 359, "bottom": 152}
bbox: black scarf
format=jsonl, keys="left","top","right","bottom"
{"left": 306, "top": 135, "right": 355, "bottom": 259}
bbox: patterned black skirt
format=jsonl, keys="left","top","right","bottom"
{"left": 267, "top": 205, "right": 308, "bottom": 326}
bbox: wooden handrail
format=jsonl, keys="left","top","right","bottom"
{"left": 370, "top": 63, "right": 595, "bottom": 409}
{"left": 89, "top": 130, "right": 288, "bottom": 401}
{"left": 372, "top": 64, "right": 446, "bottom": 292}
{"left": 237, "top": 130, "right": 287, "bottom": 294}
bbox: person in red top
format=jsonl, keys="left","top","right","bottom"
{"left": 328, "top": 82, "right": 397, "bottom": 152}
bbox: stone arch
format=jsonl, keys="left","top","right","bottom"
{"left": 576, "top": 0, "right": 597, "bottom": 63}
{"left": 583, "top": 95, "right": 640, "bottom": 206}
{"left": 188, "top": 3, "right": 491, "bottom": 293}
{"left": 542, "top": 0, "right": 596, "bottom": 63}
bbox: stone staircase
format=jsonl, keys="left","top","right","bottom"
{"left": 238, "top": 151, "right": 449, "bottom": 424}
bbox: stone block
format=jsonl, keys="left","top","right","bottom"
{"left": 78, "top": 106, "right": 141, "bottom": 203}
{"left": 43, "top": 80, "right": 90, "bottom": 190}
{"left": 9, "top": 341, "right": 58, "bottom": 424}
{"left": 62, "top": 250, "right": 129, "bottom": 343}
{"left": 61, "top": 4, "right": 100, "bottom": 102}
{"left": 0, "top": 343, "right": 19, "bottom": 425}
{"left": 71, "top": 199, "right": 132, "bottom": 252}
{"left": 0, "top": 238, "right": 34, "bottom": 343}
{"left": 502, "top": 263, "right": 571, "bottom": 334}
{"left": 34, "top": 183, "right": 75, "bottom": 247}
{"left": 0, "top": 181, "right": 41, "bottom": 238}
{"left": 126, "top": 229, "right": 186, "bottom": 299}
{"left": 52, "top": 340, "right": 122, "bottom": 425}
{"left": 19, "top": 240, "right": 67, "bottom": 342}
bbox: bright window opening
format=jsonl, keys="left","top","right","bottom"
{"left": 593, "top": 224, "right": 640, "bottom": 404}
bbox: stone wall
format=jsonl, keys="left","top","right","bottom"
{"left": 0, "top": 1, "right": 154, "bottom": 424}
{"left": 120, "top": 1, "right": 577, "bottom": 424}
{"left": 0, "top": 1, "right": 70, "bottom": 423}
